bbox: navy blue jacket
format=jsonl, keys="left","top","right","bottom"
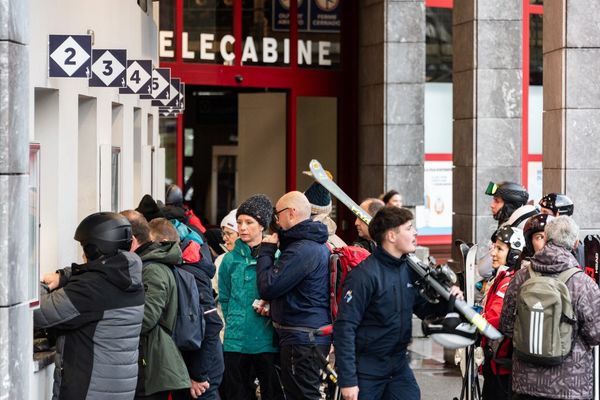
{"left": 333, "top": 247, "right": 447, "bottom": 387}
{"left": 257, "top": 219, "right": 331, "bottom": 346}
{"left": 179, "top": 254, "right": 225, "bottom": 383}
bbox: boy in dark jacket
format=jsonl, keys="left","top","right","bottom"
{"left": 334, "top": 207, "right": 462, "bottom": 400}
{"left": 173, "top": 237, "right": 225, "bottom": 400}
{"left": 257, "top": 191, "right": 331, "bottom": 400}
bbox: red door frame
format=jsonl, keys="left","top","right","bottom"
{"left": 161, "top": 0, "right": 347, "bottom": 192}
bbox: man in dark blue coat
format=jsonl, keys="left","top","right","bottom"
{"left": 334, "top": 206, "right": 462, "bottom": 400}
{"left": 257, "top": 191, "right": 331, "bottom": 400}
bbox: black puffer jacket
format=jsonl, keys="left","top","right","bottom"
{"left": 34, "top": 251, "right": 145, "bottom": 400}
{"left": 501, "top": 242, "right": 600, "bottom": 399}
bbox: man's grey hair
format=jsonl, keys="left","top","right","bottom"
{"left": 545, "top": 216, "right": 579, "bottom": 249}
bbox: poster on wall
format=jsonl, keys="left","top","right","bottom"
{"left": 528, "top": 161, "right": 543, "bottom": 203}
{"left": 415, "top": 161, "right": 453, "bottom": 237}
{"left": 309, "top": 0, "right": 341, "bottom": 32}
{"left": 273, "top": 0, "right": 308, "bottom": 31}
{"left": 273, "top": 0, "right": 340, "bottom": 32}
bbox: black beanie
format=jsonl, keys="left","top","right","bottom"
{"left": 304, "top": 182, "right": 332, "bottom": 215}
{"left": 136, "top": 194, "right": 164, "bottom": 222}
{"left": 236, "top": 194, "right": 273, "bottom": 229}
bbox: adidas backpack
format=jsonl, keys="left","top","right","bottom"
{"left": 513, "top": 265, "right": 579, "bottom": 365}
{"left": 170, "top": 266, "right": 205, "bottom": 351}
{"left": 329, "top": 246, "right": 371, "bottom": 320}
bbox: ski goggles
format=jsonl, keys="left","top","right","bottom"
{"left": 485, "top": 181, "right": 499, "bottom": 196}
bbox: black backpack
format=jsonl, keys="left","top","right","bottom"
{"left": 170, "top": 266, "right": 205, "bottom": 351}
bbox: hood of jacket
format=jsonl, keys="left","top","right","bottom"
{"left": 137, "top": 240, "right": 183, "bottom": 266}
{"left": 161, "top": 204, "right": 186, "bottom": 221}
{"left": 312, "top": 213, "right": 337, "bottom": 236}
{"left": 530, "top": 242, "right": 579, "bottom": 274}
{"left": 279, "top": 219, "right": 328, "bottom": 248}
{"left": 72, "top": 250, "right": 143, "bottom": 292}
{"left": 181, "top": 240, "right": 216, "bottom": 279}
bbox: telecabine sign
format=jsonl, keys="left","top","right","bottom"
{"left": 160, "top": 31, "right": 335, "bottom": 67}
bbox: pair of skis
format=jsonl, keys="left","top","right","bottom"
{"left": 584, "top": 235, "right": 600, "bottom": 400}
{"left": 308, "top": 159, "right": 502, "bottom": 341}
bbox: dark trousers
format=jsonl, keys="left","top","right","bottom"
{"left": 279, "top": 344, "right": 329, "bottom": 400}
{"left": 171, "top": 373, "right": 223, "bottom": 400}
{"left": 220, "top": 352, "right": 284, "bottom": 400}
{"left": 482, "top": 361, "right": 511, "bottom": 400}
{"left": 134, "top": 391, "right": 170, "bottom": 400}
{"left": 356, "top": 358, "right": 420, "bottom": 400}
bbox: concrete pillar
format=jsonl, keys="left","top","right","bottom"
{"left": 452, "top": 0, "right": 522, "bottom": 248}
{"left": 358, "top": 0, "right": 425, "bottom": 206}
{"left": 543, "top": 1, "right": 600, "bottom": 236}
{"left": 0, "top": 0, "right": 31, "bottom": 398}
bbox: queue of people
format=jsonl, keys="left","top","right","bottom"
{"left": 32, "top": 178, "right": 600, "bottom": 400}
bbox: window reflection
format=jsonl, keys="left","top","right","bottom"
{"left": 530, "top": 14, "right": 543, "bottom": 85}
{"left": 426, "top": 7, "right": 452, "bottom": 83}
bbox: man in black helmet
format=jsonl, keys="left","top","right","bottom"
{"left": 538, "top": 193, "right": 583, "bottom": 266}
{"left": 539, "top": 193, "right": 574, "bottom": 217}
{"left": 34, "top": 212, "right": 145, "bottom": 400}
{"left": 485, "top": 181, "right": 530, "bottom": 227}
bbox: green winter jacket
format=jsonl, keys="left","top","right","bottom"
{"left": 137, "top": 241, "right": 190, "bottom": 395}
{"left": 218, "top": 239, "right": 279, "bottom": 354}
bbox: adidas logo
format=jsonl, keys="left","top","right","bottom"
{"left": 533, "top": 302, "right": 544, "bottom": 310}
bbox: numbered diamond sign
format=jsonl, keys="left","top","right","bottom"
{"left": 119, "top": 60, "right": 153, "bottom": 94}
{"left": 49, "top": 35, "right": 92, "bottom": 78}
{"left": 140, "top": 68, "right": 171, "bottom": 100}
{"left": 152, "top": 78, "right": 180, "bottom": 108}
{"left": 89, "top": 49, "right": 127, "bottom": 87}
{"left": 179, "top": 83, "right": 186, "bottom": 111}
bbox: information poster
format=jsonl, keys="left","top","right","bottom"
{"left": 415, "top": 161, "right": 453, "bottom": 236}
{"left": 273, "top": 0, "right": 308, "bottom": 31}
{"left": 273, "top": 0, "right": 340, "bottom": 32}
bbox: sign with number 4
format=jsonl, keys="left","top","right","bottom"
{"left": 119, "top": 60, "right": 153, "bottom": 94}
{"left": 89, "top": 49, "right": 127, "bottom": 87}
{"left": 48, "top": 35, "right": 92, "bottom": 78}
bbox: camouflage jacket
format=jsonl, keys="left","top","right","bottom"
{"left": 501, "top": 243, "right": 600, "bottom": 399}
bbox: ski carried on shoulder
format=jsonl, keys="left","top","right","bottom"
{"left": 308, "top": 159, "right": 502, "bottom": 341}
{"left": 584, "top": 235, "right": 600, "bottom": 400}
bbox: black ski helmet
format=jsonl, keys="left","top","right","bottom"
{"left": 523, "top": 214, "right": 554, "bottom": 257}
{"left": 486, "top": 181, "right": 529, "bottom": 224}
{"left": 165, "top": 184, "right": 183, "bottom": 206}
{"left": 74, "top": 212, "right": 133, "bottom": 260}
{"left": 539, "top": 193, "right": 574, "bottom": 216}
{"left": 492, "top": 225, "right": 525, "bottom": 269}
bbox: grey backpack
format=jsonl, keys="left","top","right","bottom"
{"left": 513, "top": 266, "right": 579, "bottom": 366}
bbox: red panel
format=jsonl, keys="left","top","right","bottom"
{"left": 522, "top": 2, "right": 530, "bottom": 188}
{"left": 425, "top": 153, "right": 453, "bottom": 162}
{"left": 425, "top": 0, "right": 453, "bottom": 8}
{"left": 176, "top": 113, "right": 183, "bottom": 188}
{"left": 417, "top": 234, "right": 452, "bottom": 245}
{"left": 160, "top": 62, "right": 340, "bottom": 95}
{"left": 287, "top": 91, "right": 297, "bottom": 191}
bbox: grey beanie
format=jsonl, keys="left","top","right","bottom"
{"left": 236, "top": 194, "right": 273, "bottom": 229}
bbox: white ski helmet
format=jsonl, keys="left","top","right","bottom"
{"left": 422, "top": 313, "right": 477, "bottom": 349}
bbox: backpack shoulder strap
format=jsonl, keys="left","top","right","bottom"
{"left": 527, "top": 264, "right": 539, "bottom": 278}
{"left": 557, "top": 267, "right": 580, "bottom": 284}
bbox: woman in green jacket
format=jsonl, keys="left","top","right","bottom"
{"left": 218, "top": 194, "right": 284, "bottom": 400}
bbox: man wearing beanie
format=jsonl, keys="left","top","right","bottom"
{"left": 256, "top": 191, "right": 331, "bottom": 400}
{"left": 304, "top": 181, "right": 346, "bottom": 249}
{"left": 218, "top": 195, "right": 284, "bottom": 400}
